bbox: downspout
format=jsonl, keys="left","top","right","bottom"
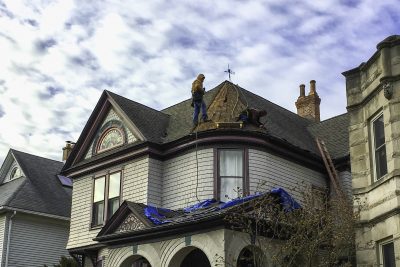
{"left": 4, "top": 211, "right": 16, "bottom": 267}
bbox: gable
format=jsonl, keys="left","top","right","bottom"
{"left": 115, "top": 213, "right": 146, "bottom": 233}
{"left": 83, "top": 107, "right": 139, "bottom": 160}
{"left": 0, "top": 151, "right": 25, "bottom": 184}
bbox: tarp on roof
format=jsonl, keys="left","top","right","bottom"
{"left": 144, "top": 187, "right": 301, "bottom": 225}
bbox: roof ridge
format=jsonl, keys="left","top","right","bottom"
{"left": 160, "top": 81, "right": 227, "bottom": 112}
{"left": 308, "top": 113, "right": 348, "bottom": 127}
{"left": 11, "top": 149, "right": 63, "bottom": 164}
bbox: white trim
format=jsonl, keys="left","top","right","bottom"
{"left": 378, "top": 237, "right": 395, "bottom": 266}
{"left": 370, "top": 111, "right": 387, "bottom": 182}
{"left": 0, "top": 207, "right": 70, "bottom": 221}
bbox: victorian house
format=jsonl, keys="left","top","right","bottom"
{"left": 61, "top": 75, "right": 352, "bottom": 266}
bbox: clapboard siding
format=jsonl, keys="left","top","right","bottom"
{"left": 67, "top": 174, "right": 97, "bottom": 249}
{"left": 68, "top": 157, "right": 150, "bottom": 249}
{"left": 162, "top": 149, "right": 214, "bottom": 209}
{"left": 0, "top": 215, "right": 6, "bottom": 267}
{"left": 248, "top": 149, "right": 327, "bottom": 201}
{"left": 7, "top": 214, "right": 69, "bottom": 267}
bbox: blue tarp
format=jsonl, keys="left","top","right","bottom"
{"left": 183, "top": 199, "right": 218, "bottom": 213}
{"left": 270, "top": 187, "right": 301, "bottom": 212}
{"left": 144, "top": 187, "right": 301, "bottom": 225}
{"left": 144, "top": 206, "right": 173, "bottom": 225}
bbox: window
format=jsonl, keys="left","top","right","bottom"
{"left": 9, "top": 167, "right": 22, "bottom": 180}
{"left": 217, "top": 149, "right": 246, "bottom": 202}
{"left": 92, "top": 171, "right": 122, "bottom": 227}
{"left": 379, "top": 240, "right": 396, "bottom": 267}
{"left": 96, "top": 127, "right": 124, "bottom": 153}
{"left": 371, "top": 113, "right": 388, "bottom": 180}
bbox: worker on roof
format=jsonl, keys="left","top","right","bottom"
{"left": 191, "top": 74, "right": 209, "bottom": 126}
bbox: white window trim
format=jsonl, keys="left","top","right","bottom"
{"left": 378, "top": 238, "right": 395, "bottom": 267}
{"left": 370, "top": 111, "right": 387, "bottom": 182}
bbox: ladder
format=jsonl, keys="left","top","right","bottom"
{"left": 316, "top": 138, "right": 343, "bottom": 197}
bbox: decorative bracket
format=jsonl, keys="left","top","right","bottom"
{"left": 383, "top": 81, "right": 393, "bottom": 100}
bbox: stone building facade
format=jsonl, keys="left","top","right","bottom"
{"left": 343, "top": 35, "right": 400, "bottom": 266}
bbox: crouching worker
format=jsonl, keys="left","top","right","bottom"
{"left": 192, "top": 74, "right": 209, "bottom": 126}
{"left": 238, "top": 108, "right": 267, "bottom": 129}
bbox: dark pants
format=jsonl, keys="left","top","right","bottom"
{"left": 193, "top": 100, "right": 207, "bottom": 125}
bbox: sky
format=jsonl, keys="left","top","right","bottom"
{"left": 0, "top": 0, "right": 399, "bottom": 165}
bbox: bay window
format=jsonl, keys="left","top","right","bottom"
{"left": 92, "top": 171, "right": 121, "bottom": 227}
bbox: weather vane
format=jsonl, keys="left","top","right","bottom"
{"left": 224, "top": 64, "right": 235, "bottom": 81}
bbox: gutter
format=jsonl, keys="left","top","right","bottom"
{"left": 0, "top": 206, "right": 70, "bottom": 221}
{"left": 4, "top": 211, "right": 16, "bottom": 267}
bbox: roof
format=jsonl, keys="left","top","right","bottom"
{"left": 0, "top": 149, "right": 71, "bottom": 218}
{"left": 107, "top": 91, "right": 170, "bottom": 143}
{"left": 64, "top": 80, "right": 350, "bottom": 172}
{"left": 162, "top": 81, "right": 320, "bottom": 155}
{"left": 307, "top": 113, "right": 350, "bottom": 159}
{"left": 95, "top": 188, "right": 300, "bottom": 243}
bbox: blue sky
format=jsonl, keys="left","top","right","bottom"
{"left": 0, "top": 0, "right": 399, "bottom": 164}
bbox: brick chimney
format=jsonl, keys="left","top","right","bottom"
{"left": 62, "top": 141, "right": 75, "bottom": 162}
{"left": 295, "top": 80, "right": 321, "bottom": 122}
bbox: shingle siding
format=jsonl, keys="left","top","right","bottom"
{"left": 148, "top": 158, "right": 163, "bottom": 207}
{"left": 122, "top": 157, "right": 149, "bottom": 204}
{"left": 162, "top": 149, "right": 214, "bottom": 210}
{"left": 7, "top": 214, "right": 69, "bottom": 267}
{"left": 248, "top": 149, "right": 327, "bottom": 201}
{"left": 0, "top": 215, "right": 6, "bottom": 267}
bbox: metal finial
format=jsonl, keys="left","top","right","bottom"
{"left": 224, "top": 64, "right": 235, "bottom": 81}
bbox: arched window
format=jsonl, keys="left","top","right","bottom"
{"left": 9, "top": 167, "right": 22, "bottom": 180}
{"left": 120, "top": 255, "right": 151, "bottom": 267}
{"left": 237, "top": 246, "right": 266, "bottom": 267}
{"left": 96, "top": 127, "right": 124, "bottom": 153}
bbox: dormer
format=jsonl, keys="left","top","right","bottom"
{"left": 0, "top": 150, "right": 25, "bottom": 184}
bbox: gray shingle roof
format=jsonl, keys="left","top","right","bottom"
{"left": 0, "top": 150, "right": 71, "bottom": 218}
{"left": 107, "top": 91, "right": 170, "bottom": 143}
{"left": 307, "top": 113, "right": 350, "bottom": 160}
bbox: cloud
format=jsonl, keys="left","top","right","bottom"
{"left": 0, "top": 0, "right": 399, "bottom": 165}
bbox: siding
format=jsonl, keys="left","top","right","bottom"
{"left": 248, "top": 149, "right": 327, "bottom": 202}
{"left": 148, "top": 158, "right": 163, "bottom": 207}
{"left": 339, "top": 171, "right": 352, "bottom": 200}
{"left": 67, "top": 174, "right": 98, "bottom": 249}
{"left": 0, "top": 215, "right": 6, "bottom": 267}
{"left": 162, "top": 149, "right": 214, "bottom": 209}
{"left": 68, "top": 157, "right": 150, "bottom": 249}
{"left": 7, "top": 214, "right": 69, "bottom": 267}
{"left": 122, "top": 157, "right": 149, "bottom": 204}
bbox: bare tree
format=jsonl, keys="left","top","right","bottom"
{"left": 225, "top": 185, "right": 359, "bottom": 267}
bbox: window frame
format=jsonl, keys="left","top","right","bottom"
{"left": 370, "top": 112, "right": 388, "bottom": 181}
{"left": 378, "top": 238, "right": 396, "bottom": 267}
{"left": 96, "top": 127, "right": 125, "bottom": 153}
{"left": 214, "top": 148, "right": 249, "bottom": 201}
{"left": 91, "top": 169, "right": 123, "bottom": 228}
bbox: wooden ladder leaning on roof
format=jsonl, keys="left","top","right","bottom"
{"left": 316, "top": 138, "right": 343, "bottom": 198}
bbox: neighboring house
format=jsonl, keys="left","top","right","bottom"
{"left": 0, "top": 149, "right": 72, "bottom": 267}
{"left": 343, "top": 35, "right": 400, "bottom": 266}
{"left": 61, "top": 77, "right": 351, "bottom": 266}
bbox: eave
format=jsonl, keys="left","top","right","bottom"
{"left": 62, "top": 129, "right": 328, "bottom": 178}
